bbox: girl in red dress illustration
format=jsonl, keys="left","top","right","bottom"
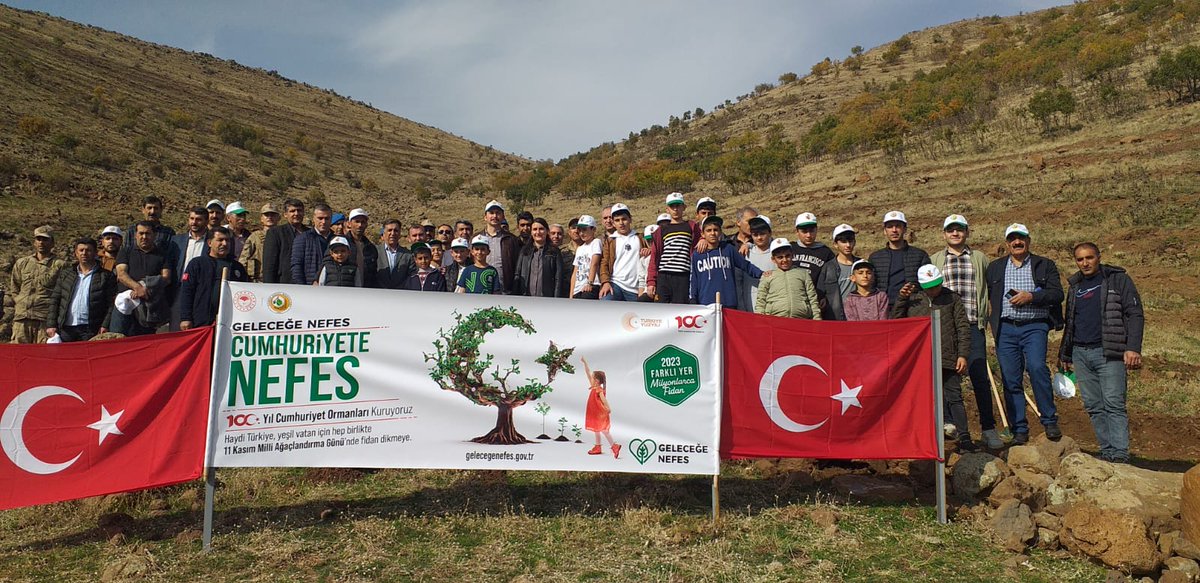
{"left": 581, "top": 357, "right": 620, "bottom": 458}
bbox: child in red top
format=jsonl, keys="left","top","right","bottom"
{"left": 581, "top": 356, "right": 620, "bottom": 458}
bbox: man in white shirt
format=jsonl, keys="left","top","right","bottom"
{"left": 599, "top": 204, "right": 647, "bottom": 302}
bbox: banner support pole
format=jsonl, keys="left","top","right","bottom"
{"left": 931, "top": 311, "right": 947, "bottom": 525}
{"left": 202, "top": 269, "right": 230, "bottom": 552}
{"left": 712, "top": 294, "right": 722, "bottom": 524}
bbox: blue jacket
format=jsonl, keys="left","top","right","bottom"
{"left": 291, "top": 229, "right": 331, "bottom": 285}
{"left": 690, "top": 243, "right": 761, "bottom": 308}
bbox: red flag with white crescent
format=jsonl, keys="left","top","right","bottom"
{"left": 721, "top": 309, "right": 938, "bottom": 460}
{"left": 0, "top": 328, "right": 213, "bottom": 510}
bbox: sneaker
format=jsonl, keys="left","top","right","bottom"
{"left": 1012, "top": 432, "right": 1029, "bottom": 445}
{"left": 587, "top": 445, "right": 602, "bottom": 455}
{"left": 957, "top": 438, "right": 980, "bottom": 453}
{"left": 612, "top": 444, "right": 621, "bottom": 459}
{"left": 1044, "top": 423, "right": 1062, "bottom": 441}
{"left": 943, "top": 423, "right": 957, "bottom": 438}
{"left": 982, "top": 429, "right": 1004, "bottom": 450}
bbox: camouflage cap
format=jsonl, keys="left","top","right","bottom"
{"left": 33, "top": 225, "right": 54, "bottom": 240}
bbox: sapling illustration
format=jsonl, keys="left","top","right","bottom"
{"left": 555, "top": 416, "right": 570, "bottom": 442}
{"left": 424, "top": 307, "right": 575, "bottom": 445}
{"left": 571, "top": 424, "right": 583, "bottom": 443}
{"left": 534, "top": 402, "right": 552, "bottom": 440}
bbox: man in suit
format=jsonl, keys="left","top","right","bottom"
{"left": 375, "top": 219, "right": 414, "bottom": 289}
{"left": 168, "top": 206, "right": 210, "bottom": 330}
{"left": 262, "top": 198, "right": 308, "bottom": 284}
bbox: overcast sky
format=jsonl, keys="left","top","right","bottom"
{"left": 10, "top": 0, "right": 1066, "bottom": 160}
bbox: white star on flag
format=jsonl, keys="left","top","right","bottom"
{"left": 831, "top": 380, "right": 863, "bottom": 415}
{"left": 87, "top": 405, "right": 125, "bottom": 445}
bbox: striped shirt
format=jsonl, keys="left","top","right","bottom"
{"left": 942, "top": 247, "right": 978, "bottom": 323}
{"left": 1001, "top": 257, "right": 1049, "bottom": 321}
{"left": 658, "top": 222, "right": 693, "bottom": 274}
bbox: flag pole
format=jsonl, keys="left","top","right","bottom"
{"left": 931, "top": 310, "right": 947, "bottom": 525}
{"left": 202, "top": 268, "right": 230, "bottom": 552}
{"left": 712, "top": 293, "right": 722, "bottom": 525}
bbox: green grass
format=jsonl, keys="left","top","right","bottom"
{"left": 0, "top": 467, "right": 1106, "bottom": 582}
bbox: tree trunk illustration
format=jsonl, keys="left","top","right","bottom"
{"left": 471, "top": 403, "right": 531, "bottom": 445}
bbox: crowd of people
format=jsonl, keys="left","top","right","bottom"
{"left": 3, "top": 191, "right": 1144, "bottom": 461}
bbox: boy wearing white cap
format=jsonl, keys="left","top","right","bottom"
{"left": 791, "top": 212, "right": 835, "bottom": 286}
{"left": 985, "top": 223, "right": 1065, "bottom": 445}
{"left": 932, "top": 214, "right": 1001, "bottom": 449}
{"left": 98, "top": 225, "right": 124, "bottom": 272}
{"left": 570, "top": 215, "right": 602, "bottom": 299}
{"left": 892, "top": 264, "right": 976, "bottom": 451}
{"left": 646, "top": 192, "right": 702, "bottom": 304}
{"left": 444, "top": 237, "right": 471, "bottom": 293}
{"left": 755, "top": 237, "right": 819, "bottom": 319}
{"left": 456, "top": 235, "right": 499, "bottom": 294}
{"left": 818, "top": 224, "right": 861, "bottom": 320}
{"left": 868, "top": 210, "right": 931, "bottom": 309}
{"left": 317, "top": 236, "right": 362, "bottom": 287}
{"left": 599, "top": 204, "right": 647, "bottom": 302}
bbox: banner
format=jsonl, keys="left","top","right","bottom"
{"left": 0, "top": 328, "right": 213, "bottom": 510}
{"left": 721, "top": 309, "right": 937, "bottom": 460}
{"left": 209, "top": 283, "right": 720, "bottom": 474}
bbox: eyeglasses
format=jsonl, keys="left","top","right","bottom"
{"left": 437, "top": 230, "right": 452, "bottom": 235}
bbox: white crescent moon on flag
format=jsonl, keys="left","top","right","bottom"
{"left": 0, "top": 385, "right": 85, "bottom": 474}
{"left": 758, "top": 355, "right": 828, "bottom": 433}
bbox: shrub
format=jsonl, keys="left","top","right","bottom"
{"left": 17, "top": 115, "right": 51, "bottom": 138}
{"left": 811, "top": 59, "right": 834, "bottom": 77}
{"left": 50, "top": 132, "right": 79, "bottom": 151}
{"left": 213, "top": 119, "right": 267, "bottom": 153}
{"left": 38, "top": 163, "right": 73, "bottom": 192}
{"left": 166, "top": 108, "right": 194, "bottom": 129}
{"left": 1146, "top": 45, "right": 1200, "bottom": 102}
{"left": 779, "top": 72, "right": 799, "bottom": 84}
{"left": 0, "top": 154, "right": 20, "bottom": 186}
{"left": 1028, "top": 86, "right": 1077, "bottom": 131}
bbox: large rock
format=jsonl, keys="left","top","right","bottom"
{"left": 1030, "top": 434, "right": 1081, "bottom": 475}
{"left": 830, "top": 475, "right": 914, "bottom": 503}
{"left": 1007, "top": 445, "right": 1054, "bottom": 476}
{"left": 1060, "top": 503, "right": 1162, "bottom": 575}
{"left": 1160, "top": 571, "right": 1192, "bottom": 583}
{"left": 1055, "top": 453, "right": 1183, "bottom": 529}
{"left": 991, "top": 499, "right": 1036, "bottom": 552}
{"left": 1164, "top": 556, "right": 1199, "bottom": 580}
{"left": 952, "top": 453, "right": 1009, "bottom": 499}
{"left": 988, "top": 470, "right": 1050, "bottom": 511}
{"left": 1177, "top": 536, "right": 1200, "bottom": 561}
{"left": 1184, "top": 464, "right": 1200, "bottom": 547}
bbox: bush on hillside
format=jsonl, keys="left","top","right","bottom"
{"left": 213, "top": 119, "right": 267, "bottom": 154}
{"left": 166, "top": 108, "right": 194, "bottom": 129}
{"left": 779, "top": 72, "right": 799, "bottom": 84}
{"left": 17, "top": 116, "right": 51, "bottom": 138}
{"left": 1027, "top": 86, "right": 1077, "bottom": 132}
{"left": 1147, "top": 45, "right": 1200, "bottom": 102}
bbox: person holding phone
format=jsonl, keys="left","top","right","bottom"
{"left": 868, "top": 210, "right": 931, "bottom": 310}
{"left": 985, "top": 223, "right": 1065, "bottom": 445}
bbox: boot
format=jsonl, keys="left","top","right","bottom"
{"left": 587, "top": 445, "right": 602, "bottom": 455}
{"left": 612, "top": 444, "right": 621, "bottom": 459}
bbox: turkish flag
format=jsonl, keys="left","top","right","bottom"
{"left": 0, "top": 328, "right": 213, "bottom": 510}
{"left": 721, "top": 309, "right": 938, "bottom": 460}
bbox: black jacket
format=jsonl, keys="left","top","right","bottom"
{"left": 1059, "top": 265, "right": 1144, "bottom": 362}
{"left": 375, "top": 244, "right": 415, "bottom": 290}
{"left": 985, "top": 253, "right": 1064, "bottom": 343}
{"left": 320, "top": 258, "right": 361, "bottom": 287}
{"left": 868, "top": 244, "right": 932, "bottom": 305}
{"left": 179, "top": 256, "right": 249, "bottom": 326}
{"left": 403, "top": 269, "right": 447, "bottom": 292}
{"left": 262, "top": 224, "right": 306, "bottom": 284}
{"left": 891, "top": 288, "right": 971, "bottom": 368}
{"left": 513, "top": 244, "right": 566, "bottom": 298}
{"left": 348, "top": 236, "right": 379, "bottom": 289}
{"left": 44, "top": 264, "right": 117, "bottom": 334}
{"left": 819, "top": 256, "right": 858, "bottom": 320}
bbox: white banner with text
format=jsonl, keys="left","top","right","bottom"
{"left": 207, "top": 283, "right": 720, "bottom": 474}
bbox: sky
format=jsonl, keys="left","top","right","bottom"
{"left": 8, "top": 0, "right": 1067, "bottom": 160}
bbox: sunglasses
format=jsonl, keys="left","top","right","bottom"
{"left": 437, "top": 230, "right": 452, "bottom": 235}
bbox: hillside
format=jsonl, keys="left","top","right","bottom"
{"left": 0, "top": 4, "right": 527, "bottom": 256}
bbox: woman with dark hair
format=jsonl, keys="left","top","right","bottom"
{"left": 512, "top": 217, "right": 566, "bottom": 297}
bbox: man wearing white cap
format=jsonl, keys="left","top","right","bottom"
{"left": 599, "top": 204, "right": 646, "bottom": 302}
{"left": 932, "top": 214, "right": 1001, "bottom": 449}
{"left": 868, "top": 210, "right": 931, "bottom": 309}
{"left": 98, "top": 225, "right": 124, "bottom": 272}
{"left": 224, "top": 202, "right": 250, "bottom": 260}
{"left": 985, "top": 223, "right": 1065, "bottom": 444}
{"left": 483, "top": 200, "right": 519, "bottom": 294}
{"left": 818, "top": 224, "right": 861, "bottom": 320}
{"left": 345, "top": 208, "right": 377, "bottom": 288}
{"left": 206, "top": 199, "right": 226, "bottom": 230}
{"left": 646, "top": 192, "right": 702, "bottom": 303}
{"left": 893, "top": 264, "right": 976, "bottom": 451}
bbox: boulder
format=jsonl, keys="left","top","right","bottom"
{"left": 1164, "top": 556, "right": 1199, "bottom": 580}
{"left": 1007, "top": 445, "right": 1054, "bottom": 475}
{"left": 1177, "top": 536, "right": 1200, "bottom": 561}
{"left": 988, "top": 471, "right": 1049, "bottom": 511}
{"left": 991, "top": 499, "right": 1036, "bottom": 552}
{"left": 1160, "top": 531, "right": 1181, "bottom": 556}
{"left": 1160, "top": 571, "right": 1191, "bottom": 583}
{"left": 1033, "top": 511, "right": 1062, "bottom": 532}
{"left": 1060, "top": 503, "right": 1162, "bottom": 575}
{"left": 1055, "top": 453, "right": 1183, "bottom": 528}
{"left": 830, "top": 475, "right": 914, "bottom": 503}
{"left": 1030, "top": 434, "right": 1081, "bottom": 475}
{"left": 952, "top": 453, "right": 1009, "bottom": 499}
{"left": 1184, "top": 464, "right": 1200, "bottom": 546}
{"left": 1036, "top": 527, "right": 1060, "bottom": 550}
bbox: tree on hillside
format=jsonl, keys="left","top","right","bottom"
{"left": 1147, "top": 45, "right": 1200, "bottom": 102}
{"left": 1028, "top": 86, "right": 1077, "bottom": 132}
{"left": 779, "top": 72, "right": 799, "bottom": 84}
{"left": 424, "top": 307, "right": 575, "bottom": 445}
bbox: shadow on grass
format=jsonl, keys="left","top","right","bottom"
{"left": 6, "top": 469, "right": 924, "bottom": 552}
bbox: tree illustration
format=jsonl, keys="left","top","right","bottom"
{"left": 535, "top": 402, "right": 552, "bottom": 440}
{"left": 424, "top": 307, "right": 575, "bottom": 445}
